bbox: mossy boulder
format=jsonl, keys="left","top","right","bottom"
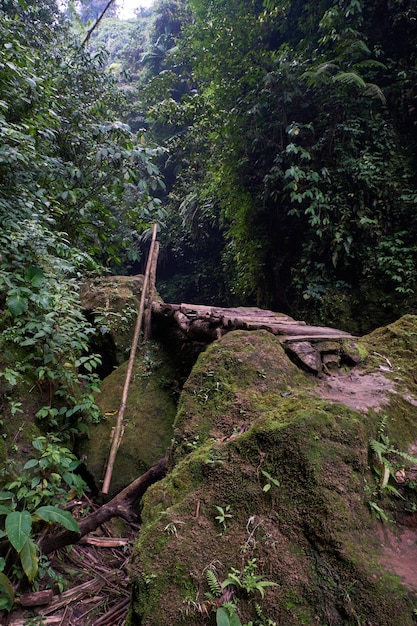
{"left": 128, "top": 323, "right": 417, "bottom": 625}
{"left": 80, "top": 275, "right": 149, "bottom": 367}
{"left": 0, "top": 370, "right": 45, "bottom": 469}
{"left": 79, "top": 342, "right": 177, "bottom": 496}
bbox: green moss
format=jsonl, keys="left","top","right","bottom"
{"left": 79, "top": 342, "right": 177, "bottom": 495}
{"left": 0, "top": 438, "right": 7, "bottom": 466}
{"left": 172, "top": 330, "right": 308, "bottom": 462}
{"left": 80, "top": 275, "right": 145, "bottom": 364}
{"left": 129, "top": 325, "right": 417, "bottom": 625}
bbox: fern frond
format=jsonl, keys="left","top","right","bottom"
{"left": 393, "top": 449, "right": 417, "bottom": 466}
{"left": 364, "top": 83, "right": 386, "bottom": 103}
{"left": 355, "top": 59, "right": 387, "bottom": 70}
{"left": 333, "top": 71, "right": 367, "bottom": 88}
{"left": 370, "top": 438, "right": 389, "bottom": 464}
{"left": 378, "top": 415, "right": 388, "bottom": 436}
{"left": 347, "top": 39, "right": 372, "bottom": 56}
{"left": 301, "top": 62, "right": 337, "bottom": 86}
{"left": 206, "top": 569, "right": 221, "bottom": 597}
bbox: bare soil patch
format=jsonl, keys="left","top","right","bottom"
{"left": 315, "top": 369, "right": 396, "bottom": 413}
{"left": 377, "top": 525, "right": 417, "bottom": 592}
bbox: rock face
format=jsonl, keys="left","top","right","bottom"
{"left": 80, "top": 275, "right": 146, "bottom": 373}
{"left": 78, "top": 343, "right": 177, "bottom": 497}
{"left": 128, "top": 318, "right": 417, "bottom": 626}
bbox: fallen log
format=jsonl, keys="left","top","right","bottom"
{"left": 39, "top": 457, "right": 167, "bottom": 555}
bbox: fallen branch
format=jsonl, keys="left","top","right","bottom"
{"left": 39, "top": 457, "right": 167, "bottom": 555}
{"left": 79, "top": 536, "right": 130, "bottom": 547}
{"left": 93, "top": 597, "right": 130, "bottom": 626}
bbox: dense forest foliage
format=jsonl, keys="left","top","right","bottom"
{"left": 130, "top": 0, "right": 417, "bottom": 332}
{"left": 0, "top": 0, "right": 165, "bottom": 433}
{"left": 81, "top": 0, "right": 417, "bottom": 331}
{"left": 0, "top": 0, "right": 417, "bottom": 608}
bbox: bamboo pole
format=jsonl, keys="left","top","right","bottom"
{"left": 101, "top": 225, "right": 158, "bottom": 495}
{"left": 144, "top": 240, "right": 159, "bottom": 340}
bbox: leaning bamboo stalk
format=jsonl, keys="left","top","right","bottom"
{"left": 101, "top": 225, "right": 158, "bottom": 495}
{"left": 144, "top": 240, "right": 159, "bottom": 340}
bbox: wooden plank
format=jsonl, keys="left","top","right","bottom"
{"left": 281, "top": 333, "right": 352, "bottom": 342}
{"left": 151, "top": 301, "right": 352, "bottom": 343}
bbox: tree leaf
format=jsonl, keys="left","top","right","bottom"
{"left": 5, "top": 511, "right": 32, "bottom": 552}
{"left": 34, "top": 506, "right": 80, "bottom": 532}
{"left": 229, "top": 612, "right": 243, "bottom": 626}
{"left": 7, "top": 293, "right": 28, "bottom": 316}
{"left": 0, "top": 572, "right": 14, "bottom": 611}
{"left": 216, "top": 607, "right": 231, "bottom": 626}
{"left": 19, "top": 537, "right": 38, "bottom": 582}
{"left": 24, "top": 265, "right": 45, "bottom": 287}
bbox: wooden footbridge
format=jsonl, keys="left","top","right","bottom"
{"left": 151, "top": 301, "right": 360, "bottom": 375}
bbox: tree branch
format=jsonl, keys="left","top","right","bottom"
{"left": 81, "top": 0, "right": 118, "bottom": 48}
{"left": 39, "top": 457, "right": 167, "bottom": 555}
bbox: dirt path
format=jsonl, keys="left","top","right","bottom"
{"left": 315, "top": 369, "right": 396, "bottom": 413}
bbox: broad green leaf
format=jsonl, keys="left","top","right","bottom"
{"left": 0, "top": 492, "right": 14, "bottom": 501}
{"left": 32, "top": 438, "right": 45, "bottom": 451}
{"left": 25, "top": 265, "right": 44, "bottom": 287}
{"left": 0, "top": 505, "right": 13, "bottom": 516}
{"left": 229, "top": 612, "right": 243, "bottom": 626}
{"left": 5, "top": 511, "right": 32, "bottom": 552}
{"left": 7, "top": 293, "right": 28, "bottom": 316}
{"left": 19, "top": 537, "right": 38, "bottom": 582}
{"left": 34, "top": 506, "right": 80, "bottom": 532}
{"left": 23, "top": 459, "right": 38, "bottom": 470}
{"left": 0, "top": 572, "right": 14, "bottom": 611}
{"left": 216, "top": 607, "right": 231, "bottom": 626}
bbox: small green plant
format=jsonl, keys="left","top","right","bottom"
{"left": 204, "top": 563, "right": 277, "bottom": 626}
{"left": 215, "top": 505, "right": 233, "bottom": 531}
{"left": 367, "top": 500, "right": 389, "bottom": 522}
{"left": 23, "top": 618, "right": 46, "bottom": 626}
{"left": 2, "top": 436, "right": 88, "bottom": 508}
{"left": 221, "top": 559, "right": 277, "bottom": 599}
{"left": 205, "top": 449, "right": 224, "bottom": 466}
{"left": 216, "top": 606, "right": 242, "bottom": 626}
{"left": 370, "top": 417, "right": 417, "bottom": 493}
{"left": 260, "top": 470, "right": 280, "bottom": 493}
{"left": 0, "top": 493, "right": 79, "bottom": 610}
{"left": 367, "top": 416, "right": 417, "bottom": 521}
{"left": 37, "top": 555, "right": 67, "bottom": 593}
{"left": 0, "top": 436, "right": 87, "bottom": 610}
{"left": 205, "top": 569, "right": 241, "bottom": 626}
{"left": 185, "top": 435, "right": 200, "bottom": 450}
{"left": 142, "top": 571, "right": 157, "bottom": 585}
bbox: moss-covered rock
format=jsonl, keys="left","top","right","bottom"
{"left": 79, "top": 342, "right": 177, "bottom": 496}
{"left": 80, "top": 275, "right": 147, "bottom": 367}
{"left": 128, "top": 324, "right": 417, "bottom": 625}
